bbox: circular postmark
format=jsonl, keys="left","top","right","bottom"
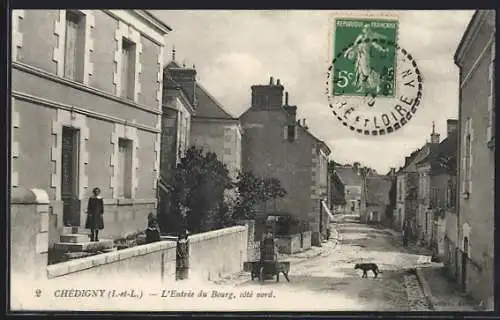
{"left": 326, "top": 38, "right": 423, "bottom": 136}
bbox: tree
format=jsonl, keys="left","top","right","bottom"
{"left": 169, "top": 146, "right": 233, "bottom": 234}
{"left": 232, "top": 171, "right": 287, "bottom": 220}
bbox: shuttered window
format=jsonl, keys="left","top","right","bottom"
{"left": 64, "top": 11, "right": 85, "bottom": 82}
{"left": 117, "top": 138, "right": 133, "bottom": 199}
{"left": 121, "top": 38, "right": 136, "bottom": 100}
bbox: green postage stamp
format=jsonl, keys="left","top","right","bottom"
{"left": 332, "top": 18, "right": 399, "bottom": 98}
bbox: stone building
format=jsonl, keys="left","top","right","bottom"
{"left": 415, "top": 121, "right": 458, "bottom": 253}
{"left": 361, "top": 175, "right": 395, "bottom": 224}
{"left": 329, "top": 169, "right": 346, "bottom": 214}
{"left": 334, "top": 164, "right": 363, "bottom": 215}
{"left": 157, "top": 54, "right": 196, "bottom": 233}
{"left": 416, "top": 123, "right": 443, "bottom": 246}
{"left": 11, "top": 10, "right": 170, "bottom": 246}
{"left": 240, "top": 77, "right": 331, "bottom": 246}
{"left": 448, "top": 9, "right": 495, "bottom": 309}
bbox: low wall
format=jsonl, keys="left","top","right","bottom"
{"left": 302, "top": 231, "right": 312, "bottom": 250}
{"left": 276, "top": 234, "right": 301, "bottom": 254}
{"left": 11, "top": 187, "right": 50, "bottom": 281}
{"left": 188, "top": 226, "right": 248, "bottom": 282}
{"left": 46, "top": 240, "right": 177, "bottom": 282}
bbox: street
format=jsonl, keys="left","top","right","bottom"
{"left": 221, "top": 214, "right": 438, "bottom": 311}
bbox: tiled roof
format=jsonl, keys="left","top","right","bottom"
{"left": 365, "top": 175, "right": 395, "bottom": 206}
{"left": 194, "top": 83, "right": 237, "bottom": 120}
{"left": 335, "top": 166, "right": 362, "bottom": 186}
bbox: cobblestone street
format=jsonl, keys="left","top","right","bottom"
{"left": 215, "top": 214, "right": 440, "bottom": 311}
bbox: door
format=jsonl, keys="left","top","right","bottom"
{"left": 461, "top": 237, "right": 468, "bottom": 292}
{"left": 61, "top": 126, "right": 80, "bottom": 227}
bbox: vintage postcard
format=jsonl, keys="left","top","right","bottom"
{"left": 9, "top": 9, "right": 494, "bottom": 313}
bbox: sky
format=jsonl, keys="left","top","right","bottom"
{"left": 151, "top": 10, "right": 474, "bottom": 174}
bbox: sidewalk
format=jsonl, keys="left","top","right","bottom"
{"left": 415, "top": 265, "right": 478, "bottom": 311}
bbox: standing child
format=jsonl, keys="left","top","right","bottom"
{"left": 85, "top": 187, "right": 104, "bottom": 242}
{"left": 146, "top": 213, "right": 161, "bottom": 243}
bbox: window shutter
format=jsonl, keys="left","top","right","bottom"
{"left": 283, "top": 126, "right": 287, "bottom": 140}
{"left": 64, "top": 15, "right": 78, "bottom": 80}
{"left": 294, "top": 125, "right": 298, "bottom": 140}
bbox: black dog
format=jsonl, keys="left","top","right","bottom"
{"left": 354, "top": 263, "right": 381, "bottom": 278}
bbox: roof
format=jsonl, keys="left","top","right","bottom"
{"left": 335, "top": 166, "right": 362, "bottom": 186}
{"left": 140, "top": 10, "right": 173, "bottom": 32}
{"left": 164, "top": 60, "right": 237, "bottom": 120}
{"left": 194, "top": 83, "right": 237, "bottom": 120}
{"left": 365, "top": 175, "right": 395, "bottom": 206}
{"left": 401, "top": 146, "right": 428, "bottom": 173}
{"left": 416, "top": 131, "right": 458, "bottom": 173}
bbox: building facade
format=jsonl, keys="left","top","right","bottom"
{"left": 11, "top": 10, "right": 170, "bottom": 244}
{"left": 335, "top": 164, "right": 363, "bottom": 215}
{"left": 451, "top": 10, "right": 495, "bottom": 309}
{"left": 157, "top": 58, "right": 196, "bottom": 233}
{"left": 416, "top": 121, "right": 458, "bottom": 251}
{"left": 240, "top": 77, "right": 331, "bottom": 246}
{"left": 361, "top": 175, "right": 395, "bottom": 224}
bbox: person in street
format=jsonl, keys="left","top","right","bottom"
{"left": 402, "top": 220, "right": 409, "bottom": 247}
{"left": 85, "top": 187, "right": 104, "bottom": 242}
{"left": 146, "top": 212, "right": 161, "bottom": 243}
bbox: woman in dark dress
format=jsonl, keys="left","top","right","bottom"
{"left": 85, "top": 187, "right": 104, "bottom": 242}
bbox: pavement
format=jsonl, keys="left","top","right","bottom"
{"left": 212, "top": 214, "right": 474, "bottom": 311}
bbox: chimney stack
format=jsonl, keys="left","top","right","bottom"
{"left": 269, "top": 76, "right": 274, "bottom": 85}
{"left": 276, "top": 79, "right": 281, "bottom": 86}
{"left": 285, "top": 92, "right": 289, "bottom": 106}
{"left": 446, "top": 119, "right": 458, "bottom": 137}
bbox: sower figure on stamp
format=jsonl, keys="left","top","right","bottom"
{"left": 343, "top": 24, "right": 390, "bottom": 97}
{"left": 85, "top": 187, "right": 104, "bottom": 242}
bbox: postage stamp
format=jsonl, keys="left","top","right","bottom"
{"left": 327, "top": 16, "right": 424, "bottom": 136}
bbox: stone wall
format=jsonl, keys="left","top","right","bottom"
{"left": 11, "top": 188, "right": 50, "bottom": 281}
{"left": 188, "top": 226, "right": 248, "bottom": 282}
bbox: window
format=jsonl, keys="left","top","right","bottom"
{"left": 64, "top": 11, "right": 85, "bottom": 82}
{"left": 224, "top": 148, "right": 232, "bottom": 155}
{"left": 121, "top": 37, "right": 136, "bottom": 100}
{"left": 283, "top": 124, "right": 297, "bottom": 141}
{"left": 117, "top": 138, "right": 133, "bottom": 198}
{"left": 430, "top": 187, "right": 438, "bottom": 208}
{"left": 463, "top": 117, "right": 472, "bottom": 196}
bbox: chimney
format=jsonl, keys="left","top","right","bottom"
{"left": 168, "top": 65, "right": 197, "bottom": 106}
{"left": 276, "top": 79, "right": 281, "bottom": 86}
{"left": 447, "top": 119, "right": 458, "bottom": 137}
{"left": 302, "top": 119, "right": 308, "bottom": 129}
{"left": 430, "top": 121, "right": 440, "bottom": 144}
{"left": 285, "top": 92, "right": 289, "bottom": 106}
{"left": 251, "top": 77, "right": 284, "bottom": 110}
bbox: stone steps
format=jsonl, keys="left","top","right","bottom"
{"left": 60, "top": 234, "right": 90, "bottom": 243}
{"left": 54, "top": 239, "right": 114, "bottom": 253}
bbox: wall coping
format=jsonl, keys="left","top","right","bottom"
{"left": 11, "top": 187, "right": 49, "bottom": 204}
{"left": 46, "top": 240, "right": 176, "bottom": 278}
{"left": 189, "top": 226, "right": 247, "bottom": 244}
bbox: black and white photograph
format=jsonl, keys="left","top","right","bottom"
{"left": 8, "top": 8, "right": 495, "bottom": 312}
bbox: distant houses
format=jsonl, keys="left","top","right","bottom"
{"left": 360, "top": 174, "right": 395, "bottom": 225}
{"left": 334, "top": 164, "right": 363, "bottom": 215}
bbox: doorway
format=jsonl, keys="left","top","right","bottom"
{"left": 461, "top": 237, "right": 468, "bottom": 292}
{"left": 61, "top": 126, "right": 80, "bottom": 227}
